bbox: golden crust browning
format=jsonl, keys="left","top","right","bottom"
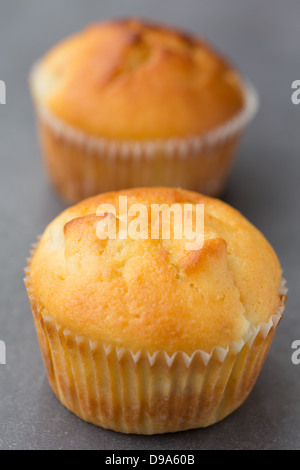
{"left": 31, "top": 19, "right": 245, "bottom": 139}
{"left": 30, "top": 188, "right": 282, "bottom": 355}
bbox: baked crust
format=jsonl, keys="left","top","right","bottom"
{"left": 31, "top": 19, "right": 245, "bottom": 139}
{"left": 30, "top": 188, "right": 282, "bottom": 355}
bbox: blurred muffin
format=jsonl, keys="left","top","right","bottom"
{"left": 30, "top": 19, "right": 258, "bottom": 203}
{"left": 25, "top": 188, "right": 286, "bottom": 434}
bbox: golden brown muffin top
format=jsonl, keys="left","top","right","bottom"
{"left": 30, "top": 19, "right": 245, "bottom": 139}
{"left": 29, "top": 188, "right": 282, "bottom": 355}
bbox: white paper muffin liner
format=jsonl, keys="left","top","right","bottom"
{"left": 32, "top": 77, "right": 259, "bottom": 203}
{"left": 24, "top": 242, "right": 286, "bottom": 434}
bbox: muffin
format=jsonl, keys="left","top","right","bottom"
{"left": 25, "top": 188, "right": 286, "bottom": 434}
{"left": 30, "top": 19, "right": 258, "bottom": 203}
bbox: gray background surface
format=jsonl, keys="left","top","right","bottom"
{"left": 0, "top": 0, "right": 299, "bottom": 450}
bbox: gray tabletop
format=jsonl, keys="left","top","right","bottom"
{"left": 0, "top": 0, "right": 299, "bottom": 450}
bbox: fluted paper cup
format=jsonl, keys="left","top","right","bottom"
{"left": 25, "top": 250, "right": 286, "bottom": 435}
{"left": 32, "top": 77, "right": 259, "bottom": 204}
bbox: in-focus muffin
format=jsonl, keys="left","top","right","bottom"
{"left": 25, "top": 188, "right": 286, "bottom": 434}
{"left": 30, "top": 19, "right": 258, "bottom": 203}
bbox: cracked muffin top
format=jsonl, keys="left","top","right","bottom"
{"left": 30, "top": 18, "right": 245, "bottom": 140}
{"left": 29, "top": 188, "right": 282, "bottom": 355}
